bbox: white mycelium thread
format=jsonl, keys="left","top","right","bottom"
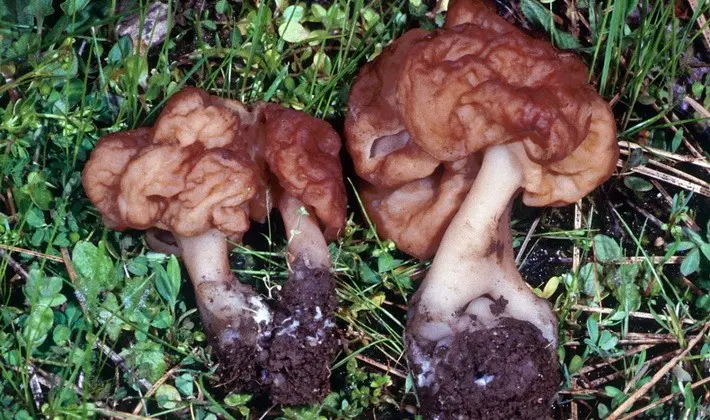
{"left": 249, "top": 296, "right": 272, "bottom": 326}
{"left": 276, "top": 317, "right": 300, "bottom": 337}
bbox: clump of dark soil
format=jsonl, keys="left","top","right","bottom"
{"left": 413, "top": 318, "right": 559, "bottom": 419}
{"left": 212, "top": 323, "right": 267, "bottom": 393}
{"left": 265, "top": 258, "right": 338, "bottom": 405}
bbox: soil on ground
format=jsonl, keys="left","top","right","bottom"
{"left": 265, "top": 257, "right": 339, "bottom": 405}
{"left": 410, "top": 317, "right": 559, "bottom": 420}
{"left": 212, "top": 319, "right": 267, "bottom": 393}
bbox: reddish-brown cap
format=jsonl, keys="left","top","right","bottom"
{"left": 262, "top": 104, "right": 347, "bottom": 240}
{"left": 83, "top": 88, "right": 347, "bottom": 242}
{"left": 344, "top": 0, "right": 618, "bottom": 258}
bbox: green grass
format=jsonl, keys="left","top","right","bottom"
{"left": 1, "top": 0, "right": 709, "bottom": 418}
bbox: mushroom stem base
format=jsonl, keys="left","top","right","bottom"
{"left": 175, "top": 230, "right": 273, "bottom": 391}
{"left": 406, "top": 144, "right": 559, "bottom": 417}
{"left": 266, "top": 256, "right": 338, "bottom": 404}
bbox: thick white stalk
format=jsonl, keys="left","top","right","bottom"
{"left": 279, "top": 195, "right": 331, "bottom": 270}
{"left": 175, "top": 230, "right": 271, "bottom": 347}
{"left": 410, "top": 145, "right": 556, "bottom": 343}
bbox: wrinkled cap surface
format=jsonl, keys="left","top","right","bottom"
{"left": 345, "top": 29, "right": 480, "bottom": 259}
{"left": 344, "top": 0, "right": 618, "bottom": 258}
{"left": 263, "top": 104, "right": 347, "bottom": 240}
{"left": 83, "top": 88, "right": 346, "bottom": 241}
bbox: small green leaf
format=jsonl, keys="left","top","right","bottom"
{"left": 22, "top": 306, "right": 54, "bottom": 347}
{"left": 60, "top": 0, "right": 89, "bottom": 14}
{"left": 692, "top": 81, "right": 704, "bottom": 98}
{"left": 166, "top": 255, "right": 181, "bottom": 301}
{"left": 539, "top": 276, "right": 560, "bottom": 299}
{"left": 671, "top": 128, "right": 684, "bottom": 153}
{"left": 154, "top": 256, "right": 181, "bottom": 306}
{"left": 623, "top": 176, "right": 653, "bottom": 192}
{"left": 175, "top": 373, "right": 194, "bottom": 396}
{"left": 594, "top": 234, "right": 622, "bottom": 263}
{"left": 156, "top": 384, "right": 181, "bottom": 409}
{"left": 377, "top": 253, "right": 403, "bottom": 273}
{"left": 224, "top": 393, "right": 252, "bottom": 406}
{"left": 151, "top": 310, "right": 173, "bottom": 329}
{"left": 586, "top": 317, "right": 599, "bottom": 343}
{"left": 24, "top": 0, "right": 53, "bottom": 25}
{"left": 121, "top": 340, "right": 166, "bottom": 382}
{"left": 520, "top": 0, "right": 581, "bottom": 49}
{"left": 604, "top": 385, "right": 623, "bottom": 398}
{"left": 700, "top": 243, "right": 710, "bottom": 262}
{"left": 52, "top": 325, "right": 71, "bottom": 345}
{"left": 24, "top": 207, "right": 45, "bottom": 228}
{"left": 283, "top": 5, "right": 305, "bottom": 23}
{"left": 680, "top": 248, "right": 700, "bottom": 276}
{"left": 98, "top": 293, "right": 123, "bottom": 341}
{"left": 580, "top": 262, "right": 604, "bottom": 297}
{"left": 108, "top": 36, "right": 133, "bottom": 65}
{"left": 359, "top": 262, "right": 379, "bottom": 284}
{"left": 569, "top": 355, "right": 584, "bottom": 374}
{"left": 696, "top": 294, "right": 710, "bottom": 311}
{"left": 278, "top": 21, "right": 310, "bottom": 43}
{"left": 215, "top": 0, "right": 227, "bottom": 13}
{"left": 311, "top": 4, "right": 327, "bottom": 22}
{"left": 72, "top": 241, "right": 116, "bottom": 309}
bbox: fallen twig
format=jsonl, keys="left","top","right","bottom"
{"left": 515, "top": 215, "right": 540, "bottom": 265}
{"left": 685, "top": 96, "right": 710, "bottom": 119}
{"left": 618, "top": 375, "right": 710, "bottom": 420}
{"left": 579, "top": 345, "right": 656, "bottom": 375}
{"left": 619, "top": 142, "right": 710, "bottom": 170}
{"left": 617, "top": 160, "right": 710, "bottom": 197}
{"left": 0, "top": 248, "right": 29, "bottom": 280}
{"left": 28, "top": 365, "right": 44, "bottom": 410}
{"left": 557, "top": 255, "right": 683, "bottom": 265}
{"left": 687, "top": 0, "right": 710, "bottom": 48}
{"left": 0, "top": 244, "right": 63, "bottom": 263}
{"left": 573, "top": 201, "right": 582, "bottom": 272}
{"left": 585, "top": 349, "right": 680, "bottom": 388}
{"left": 607, "top": 322, "right": 710, "bottom": 419}
{"left": 355, "top": 354, "right": 407, "bottom": 379}
{"left": 132, "top": 364, "right": 181, "bottom": 415}
{"left": 571, "top": 305, "right": 696, "bottom": 325}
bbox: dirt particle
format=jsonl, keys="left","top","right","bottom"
{"left": 485, "top": 240, "right": 506, "bottom": 262}
{"left": 489, "top": 296, "right": 508, "bottom": 316}
{"left": 409, "top": 318, "right": 559, "bottom": 419}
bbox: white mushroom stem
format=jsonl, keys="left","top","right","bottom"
{"left": 410, "top": 144, "right": 557, "bottom": 345}
{"left": 174, "top": 230, "right": 271, "bottom": 345}
{"left": 278, "top": 195, "right": 331, "bottom": 270}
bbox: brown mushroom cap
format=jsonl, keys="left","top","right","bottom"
{"left": 345, "top": 29, "right": 478, "bottom": 259}
{"left": 398, "top": 2, "right": 617, "bottom": 205}
{"left": 344, "top": 1, "right": 617, "bottom": 258}
{"left": 263, "top": 104, "right": 347, "bottom": 240}
{"left": 345, "top": 28, "right": 439, "bottom": 189}
{"left": 82, "top": 128, "right": 151, "bottom": 230}
{"left": 151, "top": 87, "right": 245, "bottom": 149}
{"left": 362, "top": 157, "right": 479, "bottom": 259}
{"left": 83, "top": 88, "right": 347, "bottom": 242}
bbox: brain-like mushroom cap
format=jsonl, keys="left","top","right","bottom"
{"left": 263, "top": 104, "right": 347, "bottom": 240}
{"left": 344, "top": 0, "right": 618, "bottom": 258}
{"left": 82, "top": 128, "right": 151, "bottom": 230}
{"left": 83, "top": 88, "right": 346, "bottom": 242}
{"left": 345, "top": 28, "right": 480, "bottom": 259}
{"left": 398, "top": 0, "right": 618, "bottom": 206}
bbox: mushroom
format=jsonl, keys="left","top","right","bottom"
{"left": 345, "top": 0, "right": 618, "bottom": 418}
{"left": 260, "top": 103, "right": 346, "bottom": 404}
{"left": 82, "top": 88, "right": 346, "bottom": 403}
